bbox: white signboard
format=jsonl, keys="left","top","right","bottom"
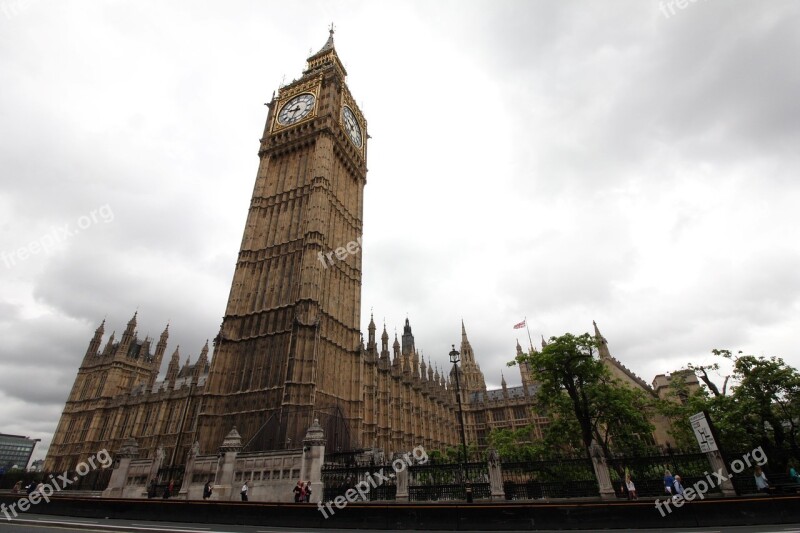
{"left": 689, "top": 411, "right": 718, "bottom": 452}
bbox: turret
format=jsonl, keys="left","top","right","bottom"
{"left": 517, "top": 339, "right": 534, "bottom": 389}
{"left": 457, "top": 321, "right": 487, "bottom": 394}
{"left": 154, "top": 324, "right": 169, "bottom": 366}
{"left": 119, "top": 311, "right": 138, "bottom": 352}
{"left": 83, "top": 319, "right": 105, "bottom": 364}
{"left": 194, "top": 340, "right": 209, "bottom": 382}
{"left": 166, "top": 346, "right": 181, "bottom": 386}
{"left": 392, "top": 333, "right": 400, "bottom": 360}
{"left": 401, "top": 317, "right": 415, "bottom": 356}
{"left": 368, "top": 313, "right": 376, "bottom": 351}
{"left": 102, "top": 331, "right": 116, "bottom": 357}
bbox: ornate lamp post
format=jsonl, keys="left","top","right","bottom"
{"left": 449, "top": 344, "right": 472, "bottom": 503}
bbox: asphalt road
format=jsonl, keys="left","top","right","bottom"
{"left": 1, "top": 514, "right": 800, "bottom": 533}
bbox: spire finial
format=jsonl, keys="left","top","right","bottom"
{"left": 329, "top": 22, "right": 335, "bottom": 35}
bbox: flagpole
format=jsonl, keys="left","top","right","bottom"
{"left": 525, "top": 316, "right": 534, "bottom": 353}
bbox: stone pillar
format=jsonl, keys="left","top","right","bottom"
{"left": 178, "top": 441, "right": 200, "bottom": 499}
{"left": 300, "top": 418, "right": 326, "bottom": 504}
{"left": 103, "top": 437, "right": 139, "bottom": 498}
{"left": 487, "top": 448, "right": 505, "bottom": 500}
{"left": 216, "top": 427, "right": 242, "bottom": 501}
{"left": 706, "top": 450, "right": 736, "bottom": 496}
{"left": 589, "top": 441, "right": 616, "bottom": 500}
{"left": 396, "top": 463, "right": 409, "bottom": 501}
{"left": 148, "top": 444, "right": 165, "bottom": 487}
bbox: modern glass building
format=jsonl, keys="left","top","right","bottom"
{"left": 0, "top": 433, "right": 40, "bottom": 470}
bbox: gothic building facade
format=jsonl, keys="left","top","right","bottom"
{"left": 46, "top": 32, "right": 687, "bottom": 472}
{"left": 44, "top": 313, "right": 209, "bottom": 471}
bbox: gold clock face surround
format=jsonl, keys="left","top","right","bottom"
{"left": 342, "top": 105, "right": 363, "bottom": 148}
{"left": 277, "top": 93, "right": 316, "bottom": 126}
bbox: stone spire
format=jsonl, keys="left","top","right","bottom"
{"left": 84, "top": 319, "right": 105, "bottom": 362}
{"left": 304, "top": 25, "right": 347, "bottom": 77}
{"left": 593, "top": 320, "right": 611, "bottom": 359}
{"left": 166, "top": 346, "right": 180, "bottom": 385}
{"left": 194, "top": 340, "right": 209, "bottom": 380}
{"left": 401, "top": 317, "right": 415, "bottom": 356}
{"left": 120, "top": 311, "right": 138, "bottom": 350}
{"left": 368, "top": 312, "right": 376, "bottom": 349}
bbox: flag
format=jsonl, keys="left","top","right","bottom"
{"left": 513, "top": 319, "right": 526, "bottom": 330}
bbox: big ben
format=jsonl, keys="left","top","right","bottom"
{"left": 197, "top": 29, "right": 368, "bottom": 452}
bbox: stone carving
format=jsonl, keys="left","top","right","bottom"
{"left": 219, "top": 426, "right": 243, "bottom": 453}
{"left": 303, "top": 418, "right": 326, "bottom": 447}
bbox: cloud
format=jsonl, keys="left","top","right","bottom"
{"left": 1, "top": 0, "right": 799, "bottom": 462}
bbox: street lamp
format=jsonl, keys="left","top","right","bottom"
{"left": 449, "top": 344, "right": 472, "bottom": 503}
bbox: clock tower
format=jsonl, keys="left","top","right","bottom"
{"left": 197, "top": 29, "right": 368, "bottom": 452}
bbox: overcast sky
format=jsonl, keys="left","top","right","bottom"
{"left": 2, "top": 0, "right": 799, "bottom": 463}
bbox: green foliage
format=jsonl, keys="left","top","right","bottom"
{"left": 661, "top": 349, "right": 800, "bottom": 459}
{"left": 428, "top": 443, "right": 480, "bottom": 463}
{"left": 510, "top": 332, "right": 655, "bottom": 459}
{"left": 486, "top": 426, "right": 549, "bottom": 461}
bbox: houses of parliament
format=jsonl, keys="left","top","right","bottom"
{"left": 45, "top": 32, "right": 687, "bottom": 472}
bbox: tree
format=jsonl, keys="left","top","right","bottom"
{"left": 510, "top": 332, "right": 655, "bottom": 460}
{"left": 486, "top": 426, "right": 550, "bottom": 461}
{"left": 663, "top": 350, "right": 800, "bottom": 460}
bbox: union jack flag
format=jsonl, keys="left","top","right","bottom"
{"left": 513, "top": 319, "right": 526, "bottom": 330}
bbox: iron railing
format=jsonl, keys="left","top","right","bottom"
{"left": 501, "top": 458, "right": 597, "bottom": 499}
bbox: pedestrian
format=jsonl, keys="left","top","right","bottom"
{"left": 303, "top": 481, "right": 312, "bottom": 503}
{"left": 203, "top": 480, "right": 213, "bottom": 500}
{"left": 293, "top": 480, "right": 304, "bottom": 503}
{"left": 663, "top": 469, "right": 674, "bottom": 495}
{"left": 625, "top": 474, "right": 638, "bottom": 500}
{"left": 147, "top": 478, "right": 157, "bottom": 499}
{"left": 788, "top": 461, "right": 799, "bottom": 484}
{"left": 672, "top": 475, "right": 685, "bottom": 497}
{"left": 240, "top": 481, "right": 248, "bottom": 501}
{"left": 162, "top": 480, "right": 173, "bottom": 499}
{"left": 754, "top": 466, "right": 772, "bottom": 494}
{"left": 36, "top": 482, "right": 44, "bottom": 494}
{"left": 25, "top": 481, "right": 35, "bottom": 495}
{"left": 11, "top": 481, "right": 22, "bottom": 494}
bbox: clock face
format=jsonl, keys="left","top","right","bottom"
{"left": 342, "top": 106, "right": 363, "bottom": 148}
{"left": 277, "top": 93, "right": 316, "bottom": 125}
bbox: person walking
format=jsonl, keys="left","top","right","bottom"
{"left": 663, "top": 470, "right": 675, "bottom": 495}
{"left": 672, "top": 475, "right": 685, "bottom": 497}
{"left": 625, "top": 474, "right": 638, "bottom": 500}
{"left": 11, "top": 481, "right": 22, "bottom": 494}
{"left": 203, "top": 480, "right": 213, "bottom": 500}
{"left": 754, "top": 466, "right": 772, "bottom": 494}
{"left": 240, "top": 481, "right": 249, "bottom": 501}
{"left": 293, "top": 480, "right": 304, "bottom": 503}
{"left": 303, "top": 481, "right": 312, "bottom": 503}
{"left": 147, "top": 478, "right": 157, "bottom": 499}
{"left": 788, "top": 461, "right": 799, "bottom": 484}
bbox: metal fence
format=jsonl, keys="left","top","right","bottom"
{"left": 321, "top": 463, "right": 396, "bottom": 502}
{"left": 501, "top": 457, "right": 598, "bottom": 499}
{"left": 408, "top": 461, "right": 490, "bottom": 501}
{"left": 608, "top": 450, "right": 716, "bottom": 498}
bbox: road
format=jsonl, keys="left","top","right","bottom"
{"left": 1, "top": 514, "right": 800, "bottom": 533}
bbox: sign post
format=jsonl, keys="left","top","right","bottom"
{"left": 690, "top": 411, "right": 736, "bottom": 496}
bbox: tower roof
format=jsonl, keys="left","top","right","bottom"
{"left": 315, "top": 27, "right": 335, "bottom": 55}
{"left": 304, "top": 26, "right": 347, "bottom": 77}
